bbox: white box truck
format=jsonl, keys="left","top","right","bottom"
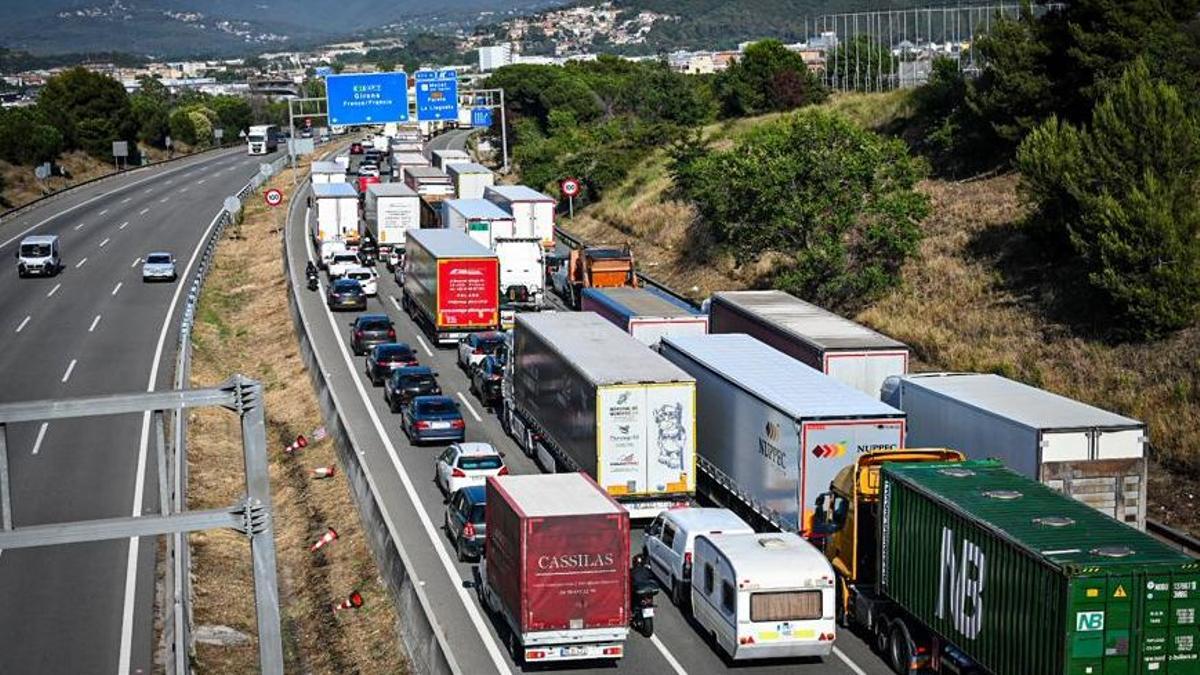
{"left": 582, "top": 287, "right": 708, "bottom": 346}
{"left": 432, "top": 148, "right": 470, "bottom": 172}
{"left": 311, "top": 182, "right": 359, "bottom": 243}
{"left": 495, "top": 238, "right": 546, "bottom": 322}
{"left": 447, "top": 162, "right": 495, "bottom": 199}
{"left": 502, "top": 312, "right": 697, "bottom": 518}
{"left": 391, "top": 151, "right": 429, "bottom": 179}
{"left": 484, "top": 185, "right": 556, "bottom": 250}
{"left": 658, "top": 333, "right": 906, "bottom": 535}
{"left": 881, "top": 372, "right": 1148, "bottom": 528}
{"left": 403, "top": 166, "right": 455, "bottom": 198}
{"left": 441, "top": 199, "right": 515, "bottom": 247}
{"left": 364, "top": 183, "right": 420, "bottom": 254}
{"left": 311, "top": 160, "right": 346, "bottom": 185}
{"left": 708, "top": 290, "right": 909, "bottom": 399}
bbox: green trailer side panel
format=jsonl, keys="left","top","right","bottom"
{"left": 879, "top": 460, "right": 1200, "bottom": 675}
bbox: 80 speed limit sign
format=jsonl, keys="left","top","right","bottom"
{"left": 559, "top": 178, "right": 580, "bottom": 198}
{"left": 264, "top": 188, "right": 284, "bottom": 207}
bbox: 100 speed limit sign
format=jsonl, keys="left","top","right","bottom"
{"left": 560, "top": 178, "right": 580, "bottom": 198}
{"left": 264, "top": 188, "right": 284, "bottom": 207}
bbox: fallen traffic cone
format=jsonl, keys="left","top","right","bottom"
{"left": 332, "top": 590, "right": 364, "bottom": 613}
{"left": 310, "top": 465, "right": 337, "bottom": 479}
{"left": 283, "top": 434, "right": 308, "bottom": 455}
{"left": 310, "top": 527, "right": 338, "bottom": 553}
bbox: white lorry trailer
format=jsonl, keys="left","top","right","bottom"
{"left": 447, "top": 162, "right": 495, "bottom": 199}
{"left": 432, "top": 148, "right": 471, "bottom": 172}
{"left": 311, "top": 182, "right": 359, "bottom": 244}
{"left": 484, "top": 185, "right": 556, "bottom": 251}
{"left": 364, "top": 183, "right": 420, "bottom": 255}
{"left": 310, "top": 160, "right": 346, "bottom": 185}
{"left": 582, "top": 287, "right": 708, "bottom": 346}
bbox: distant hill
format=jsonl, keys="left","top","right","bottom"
{"left": 1, "top": 0, "right": 563, "bottom": 58}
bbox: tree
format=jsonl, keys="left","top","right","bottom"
{"left": 210, "top": 96, "right": 252, "bottom": 137}
{"left": 1017, "top": 60, "right": 1200, "bottom": 338}
{"left": 827, "top": 35, "right": 896, "bottom": 92}
{"left": 36, "top": 67, "right": 136, "bottom": 159}
{"left": 714, "top": 39, "right": 826, "bottom": 117}
{"left": 0, "top": 107, "right": 63, "bottom": 165}
{"left": 672, "top": 109, "right": 930, "bottom": 311}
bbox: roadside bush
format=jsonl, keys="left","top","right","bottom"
{"left": 0, "top": 107, "right": 63, "bottom": 165}
{"left": 36, "top": 67, "right": 137, "bottom": 160}
{"left": 714, "top": 39, "right": 827, "bottom": 117}
{"left": 672, "top": 109, "right": 929, "bottom": 312}
{"left": 1017, "top": 60, "right": 1200, "bottom": 338}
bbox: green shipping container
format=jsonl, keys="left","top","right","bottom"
{"left": 880, "top": 460, "right": 1200, "bottom": 675}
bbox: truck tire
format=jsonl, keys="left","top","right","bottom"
{"left": 873, "top": 618, "right": 891, "bottom": 655}
{"left": 888, "top": 622, "right": 916, "bottom": 675}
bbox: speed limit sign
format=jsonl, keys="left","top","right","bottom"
{"left": 560, "top": 178, "right": 580, "bottom": 198}
{"left": 264, "top": 188, "right": 284, "bottom": 207}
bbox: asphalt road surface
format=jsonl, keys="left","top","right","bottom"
{"left": 285, "top": 133, "right": 893, "bottom": 675}
{"left": 0, "top": 147, "right": 281, "bottom": 674}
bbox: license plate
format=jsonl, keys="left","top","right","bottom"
{"left": 642, "top": 607, "right": 654, "bottom": 617}
{"left": 560, "top": 646, "right": 588, "bottom": 657}
{"left": 342, "top": 299, "right": 357, "bottom": 305}
{"left": 430, "top": 421, "right": 450, "bottom": 429}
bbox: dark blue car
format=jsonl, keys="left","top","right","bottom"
{"left": 401, "top": 395, "right": 465, "bottom": 445}
{"left": 444, "top": 485, "right": 486, "bottom": 562}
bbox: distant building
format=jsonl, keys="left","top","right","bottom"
{"left": 666, "top": 51, "right": 715, "bottom": 75}
{"left": 712, "top": 51, "right": 739, "bottom": 71}
{"left": 478, "top": 44, "right": 514, "bottom": 72}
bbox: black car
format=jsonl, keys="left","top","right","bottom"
{"left": 350, "top": 314, "right": 395, "bottom": 356}
{"left": 326, "top": 278, "right": 366, "bottom": 311}
{"left": 444, "top": 485, "right": 486, "bottom": 562}
{"left": 470, "top": 355, "right": 504, "bottom": 410}
{"left": 366, "top": 343, "right": 418, "bottom": 386}
{"left": 384, "top": 366, "right": 440, "bottom": 412}
{"left": 357, "top": 239, "right": 379, "bottom": 266}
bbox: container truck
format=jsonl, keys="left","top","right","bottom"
{"left": 484, "top": 185, "right": 556, "bottom": 250}
{"left": 495, "top": 238, "right": 546, "bottom": 323}
{"left": 311, "top": 182, "right": 360, "bottom": 244}
{"left": 658, "top": 333, "right": 906, "bottom": 535}
{"left": 432, "top": 148, "right": 471, "bottom": 172}
{"left": 403, "top": 166, "right": 454, "bottom": 198}
{"left": 708, "top": 290, "right": 909, "bottom": 399}
{"left": 815, "top": 459, "right": 1200, "bottom": 675}
{"left": 475, "top": 473, "right": 630, "bottom": 664}
{"left": 447, "top": 162, "right": 495, "bottom": 199}
{"left": 310, "top": 160, "right": 345, "bottom": 185}
{"left": 882, "top": 372, "right": 1149, "bottom": 528}
{"left": 502, "top": 312, "right": 697, "bottom": 518}
{"left": 582, "top": 287, "right": 707, "bottom": 346}
{"left": 364, "top": 183, "right": 420, "bottom": 255}
{"left": 441, "top": 199, "right": 515, "bottom": 248}
{"left": 401, "top": 229, "right": 500, "bottom": 344}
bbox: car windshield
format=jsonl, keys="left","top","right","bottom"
{"left": 146, "top": 254, "right": 172, "bottom": 265}
{"left": 348, "top": 271, "right": 372, "bottom": 281}
{"left": 19, "top": 243, "right": 51, "bottom": 257}
{"left": 359, "top": 319, "right": 391, "bottom": 331}
{"left": 332, "top": 280, "right": 361, "bottom": 291}
{"left": 376, "top": 345, "right": 413, "bottom": 360}
{"left": 403, "top": 375, "right": 437, "bottom": 389}
{"left": 458, "top": 456, "right": 502, "bottom": 471}
{"left": 333, "top": 254, "right": 358, "bottom": 264}
{"left": 416, "top": 399, "right": 457, "bottom": 415}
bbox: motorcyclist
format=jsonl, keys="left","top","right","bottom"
{"left": 305, "top": 260, "right": 318, "bottom": 279}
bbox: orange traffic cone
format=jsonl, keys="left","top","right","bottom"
{"left": 284, "top": 434, "right": 308, "bottom": 455}
{"left": 310, "top": 465, "right": 337, "bottom": 479}
{"left": 310, "top": 527, "right": 338, "bottom": 553}
{"left": 333, "top": 590, "right": 364, "bottom": 613}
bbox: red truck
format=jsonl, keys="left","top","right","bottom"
{"left": 479, "top": 473, "right": 630, "bottom": 664}
{"left": 401, "top": 229, "right": 500, "bottom": 345}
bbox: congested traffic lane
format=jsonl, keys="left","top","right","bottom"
{"left": 286, "top": 146, "right": 890, "bottom": 674}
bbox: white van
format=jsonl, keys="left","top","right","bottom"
{"left": 643, "top": 507, "right": 754, "bottom": 607}
{"left": 691, "top": 532, "right": 836, "bottom": 661}
{"left": 16, "top": 234, "right": 62, "bottom": 278}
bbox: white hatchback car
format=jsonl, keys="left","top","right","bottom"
{"left": 434, "top": 442, "right": 506, "bottom": 496}
{"left": 342, "top": 266, "right": 378, "bottom": 296}
{"left": 141, "top": 252, "right": 177, "bottom": 282}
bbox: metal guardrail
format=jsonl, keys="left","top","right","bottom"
{"left": 1147, "top": 519, "right": 1200, "bottom": 555}
{"left": 165, "top": 152, "right": 289, "bottom": 675}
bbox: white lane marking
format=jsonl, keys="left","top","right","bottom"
{"left": 99, "top": 208, "right": 108, "bottom": 216}
{"left": 159, "top": 197, "right": 169, "bottom": 203}
{"left": 649, "top": 634, "right": 688, "bottom": 675}
{"left": 119, "top": 221, "right": 129, "bottom": 230}
{"left": 89, "top": 314, "right": 102, "bottom": 332}
{"left": 144, "top": 187, "right": 154, "bottom": 194}
{"left": 414, "top": 333, "right": 434, "bottom": 357}
{"left": 118, "top": 201, "right": 228, "bottom": 675}
{"left": 196, "top": 178, "right": 206, "bottom": 185}
{"left": 456, "top": 392, "right": 483, "bottom": 422}
{"left": 30, "top": 423, "right": 48, "bottom": 456}
{"left": 131, "top": 257, "right": 141, "bottom": 268}
{"left": 14, "top": 315, "right": 30, "bottom": 333}
{"left": 0, "top": 149, "right": 240, "bottom": 251}
{"left": 179, "top": 187, "right": 189, "bottom": 193}
{"left": 74, "top": 223, "right": 85, "bottom": 231}
{"left": 139, "top": 208, "right": 149, "bottom": 215}
{"left": 100, "top": 237, "right": 110, "bottom": 248}
{"left": 111, "top": 282, "right": 122, "bottom": 296}
{"left": 60, "top": 359, "right": 76, "bottom": 383}
{"left": 834, "top": 647, "right": 869, "bottom": 675}
{"left": 303, "top": 217, "right": 511, "bottom": 674}
{"left": 75, "top": 257, "right": 87, "bottom": 268}
{"left": 121, "top": 197, "right": 131, "bottom": 204}
{"left": 47, "top": 283, "right": 61, "bottom": 297}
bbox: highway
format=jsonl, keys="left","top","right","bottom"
{"left": 0, "top": 147, "right": 281, "bottom": 674}
{"left": 286, "top": 130, "right": 892, "bottom": 675}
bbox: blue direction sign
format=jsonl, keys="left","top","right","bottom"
{"left": 415, "top": 69, "right": 459, "bottom": 122}
{"left": 326, "top": 72, "right": 409, "bottom": 125}
{"left": 314, "top": 66, "right": 333, "bottom": 77}
{"left": 471, "top": 107, "right": 493, "bottom": 129}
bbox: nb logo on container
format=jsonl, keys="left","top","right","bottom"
{"left": 936, "top": 527, "right": 987, "bottom": 639}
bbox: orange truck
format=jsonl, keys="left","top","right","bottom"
{"left": 561, "top": 245, "right": 637, "bottom": 308}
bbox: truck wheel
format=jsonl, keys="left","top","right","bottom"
{"left": 873, "top": 619, "right": 891, "bottom": 655}
{"left": 888, "top": 623, "right": 914, "bottom": 675}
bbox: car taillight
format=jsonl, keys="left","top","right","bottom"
{"left": 451, "top": 467, "right": 466, "bottom": 478}
{"left": 738, "top": 636, "right": 756, "bottom": 645}
{"left": 463, "top": 521, "right": 476, "bottom": 538}
{"left": 387, "top": 328, "right": 396, "bottom": 338}
{"left": 819, "top": 632, "right": 835, "bottom": 642}
{"left": 450, "top": 419, "right": 465, "bottom": 429}
{"left": 355, "top": 329, "right": 364, "bottom": 337}
{"left": 525, "top": 651, "right": 546, "bottom": 660}
{"left": 683, "top": 552, "right": 692, "bottom": 569}
{"left": 472, "top": 348, "right": 483, "bottom": 355}
{"left": 414, "top": 421, "right": 431, "bottom": 430}
{"left": 602, "top": 646, "right": 622, "bottom": 656}
{"left": 498, "top": 466, "right": 509, "bottom": 476}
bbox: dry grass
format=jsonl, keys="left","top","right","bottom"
{"left": 187, "top": 159, "right": 407, "bottom": 673}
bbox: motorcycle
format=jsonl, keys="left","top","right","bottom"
{"left": 305, "top": 263, "right": 320, "bottom": 291}
{"left": 630, "top": 554, "right": 659, "bottom": 637}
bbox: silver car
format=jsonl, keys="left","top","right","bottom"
{"left": 141, "top": 252, "right": 177, "bottom": 282}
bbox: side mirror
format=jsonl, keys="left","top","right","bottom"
{"left": 461, "top": 580, "right": 476, "bottom": 590}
